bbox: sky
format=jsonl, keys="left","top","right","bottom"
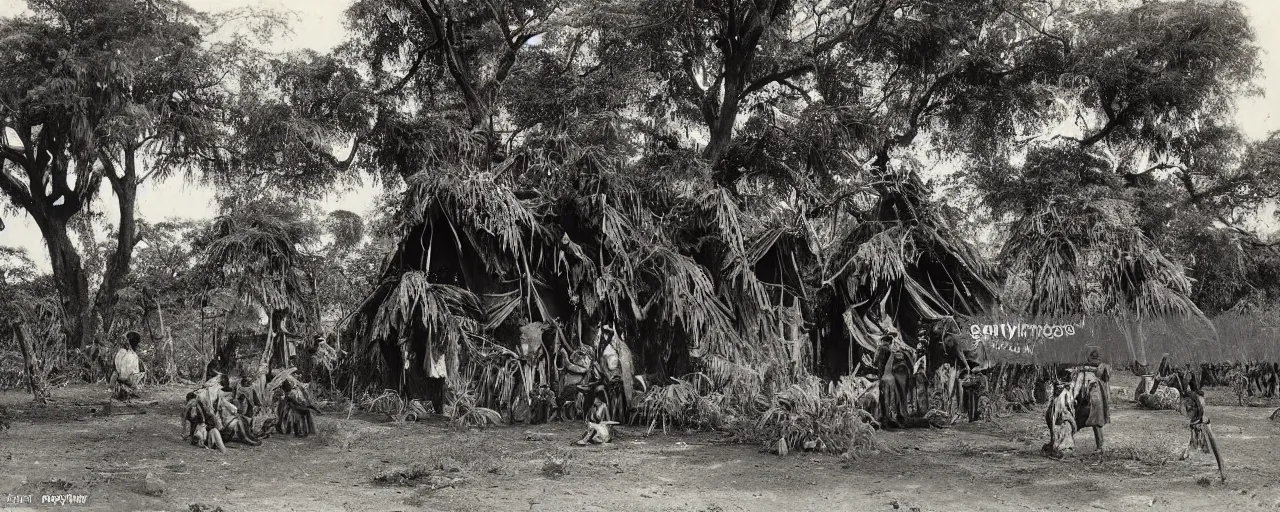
{"left": 3, "top": 0, "right": 1280, "bottom": 271}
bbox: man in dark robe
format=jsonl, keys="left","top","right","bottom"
{"left": 1072, "top": 346, "right": 1111, "bottom": 462}
{"left": 874, "top": 335, "right": 914, "bottom": 428}
{"left": 960, "top": 368, "right": 989, "bottom": 422}
{"left": 1157, "top": 353, "right": 1174, "bottom": 378}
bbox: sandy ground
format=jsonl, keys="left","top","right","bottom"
{"left": 1, "top": 374, "right": 1279, "bottom": 512}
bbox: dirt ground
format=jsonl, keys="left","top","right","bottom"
{"left": 2, "top": 373, "right": 1279, "bottom": 512}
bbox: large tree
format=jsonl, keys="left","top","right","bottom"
{"left": 960, "top": 0, "right": 1262, "bottom": 362}
{"left": 0, "top": 0, "right": 270, "bottom": 350}
{"left": 308, "top": 0, "right": 1017, "bottom": 395}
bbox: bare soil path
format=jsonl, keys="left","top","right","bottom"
{"left": 2, "top": 374, "right": 1278, "bottom": 511}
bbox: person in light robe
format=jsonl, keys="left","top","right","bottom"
{"left": 110, "top": 332, "right": 145, "bottom": 400}
{"left": 575, "top": 385, "right": 617, "bottom": 445}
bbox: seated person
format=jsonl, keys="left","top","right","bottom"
{"left": 576, "top": 386, "right": 618, "bottom": 445}
{"left": 277, "top": 378, "right": 321, "bottom": 437}
{"left": 110, "top": 332, "right": 146, "bottom": 400}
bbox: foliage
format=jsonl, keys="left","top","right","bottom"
{"left": 0, "top": 0, "right": 288, "bottom": 350}
{"left": 4, "top": 0, "right": 1279, "bottom": 427}
{"left": 540, "top": 448, "right": 572, "bottom": 479}
{"left": 0, "top": 245, "right": 73, "bottom": 388}
{"left": 631, "top": 375, "right": 726, "bottom": 433}
{"left": 968, "top": 1, "right": 1262, "bottom": 322}
{"left": 363, "top": 389, "right": 430, "bottom": 422}
{"left": 444, "top": 375, "right": 503, "bottom": 428}
{"left": 196, "top": 193, "right": 319, "bottom": 314}
{"left": 744, "top": 377, "right": 886, "bottom": 456}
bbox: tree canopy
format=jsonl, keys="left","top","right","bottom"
{"left": 4, "top": 0, "right": 1279, "bottom": 389}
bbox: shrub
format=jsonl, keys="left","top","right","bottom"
{"left": 744, "top": 377, "right": 887, "bottom": 456}
{"left": 632, "top": 374, "right": 725, "bottom": 433}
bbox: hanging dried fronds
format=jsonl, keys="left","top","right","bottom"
{"left": 369, "top": 271, "right": 482, "bottom": 369}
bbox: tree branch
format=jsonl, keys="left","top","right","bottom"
{"left": 892, "top": 70, "right": 957, "bottom": 147}
{"left": 739, "top": 64, "right": 816, "bottom": 99}
{"left": 482, "top": 0, "right": 514, "bottom": 43}
{"left": 377, "top": 45, "right": 431, "bottom": 97}
{"left": 0, "top": 160, "right": 33, "bottom": 208}
{"left": 1081, "top": 102, "right": 1133, "bottom": 147}
{"left": 810, "top": 0, "right": 891, "bottom": 57}
{"left": 310, "top": 135, "right": 363, "bottom": 171}
{"left": 421, "top": 0, "right": 488, "bottom": 126}
{"left": 493, "top": 32, "right": 539, "bottom": 86}
{"left": 999, "top": 1, "right": 1071, "bottom": 56}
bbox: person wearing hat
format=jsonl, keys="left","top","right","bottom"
{"left": 1072, "top": 345, "right": 1112, "bottom": 461}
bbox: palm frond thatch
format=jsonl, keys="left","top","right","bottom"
{"left": 369, "top": 271, "right": 482, "bottom": 370}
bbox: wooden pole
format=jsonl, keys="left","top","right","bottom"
{"left": 1136, "top": 320, "right": 1148, "bottom": 369}
{"left": 13, "top": 321, "right": 50, "bottom": 404}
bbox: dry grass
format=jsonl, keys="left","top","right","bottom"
{"left": 1000, "top": 422, "right": 1044, "bottom": 445}
{"left": 540, "top": 448, "right": 572, "bottom": 479}
{"left": 1105, "top": 440, "right": 1176, "bottom": 466}
{"left": 632, "top": 375, "right": 725, "bottom": 433}
{"left": 419, "top": 431, "right": 514, "bottom": 475}
{"left": 372, "top": 464, "right": 434, "bottom": 486}
{"left": 343, "top": 429, "right": 515, "bottom": 481}
{"left": 742, "top": 377, "right": 889, "bottom": 457}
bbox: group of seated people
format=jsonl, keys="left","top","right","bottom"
{"left": 184, "top": 366, "right": 322, "bottom": 450}
{"left": 107, "top": 329, "right": 323, "bottom": 451}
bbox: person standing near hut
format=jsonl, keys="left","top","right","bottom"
{"left": 959, "top": 367, "right": 989, "bottom": 422}
{"left": 1157, "top": 353, "right": 1174, "bottom": 378}
{"left": 874, "top": 334, "right": 914, "bottom": 428}
{"left": 912, "top": 342, "right": 930, "bottom": 415}
{"left": 1072, "top": 346, "right": 1111, "bottom": 461}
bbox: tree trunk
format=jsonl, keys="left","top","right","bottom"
{"left": 1118, "top": 316, "right": 1137, "bottom": 365}
{"left": 311, "top": 273, "right": 322, "bottom": 334}
{"left": 260, "top": 308, "right": 277, "bottom": 373}
{"left": 13, "top": 321, "right": 51, "bottom": 404}
{"left": 142, "top": 287, "right": 175, "bottom": 382}
{"left": 94, "top": 151, "right": 141, "bottom": 339}
{"left": 37, "top": 216, "right": 97, "bottom": 350}
{"left": 704, "top": 73, "right": 744, "bottom": 170}
{"left": 15, "top": 153, "right": 139, "bottom": 352}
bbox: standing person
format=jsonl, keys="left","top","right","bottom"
{"left": 1164, "top": 370, "right": 1226, "bottom": 481}
{"left": 874, "top": 334, "right": 914, "bottom": 428}
{"left": 960, "top": 367, "right": 989, "bottom": 422}
{"left": 1072, "top": 346, "right": 1111, "bottom": 462}
{"left": 912, "top": 342, "right": 930, "bottom": 415}
{"left": 111, "top": 332, "right": 145, "bottom": 401}
{"left": 1043, "top": 379, "right": 1077, "bottom": 459}
{"left": 1157, "top": 353, "right": 1174, "bottom": 378}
